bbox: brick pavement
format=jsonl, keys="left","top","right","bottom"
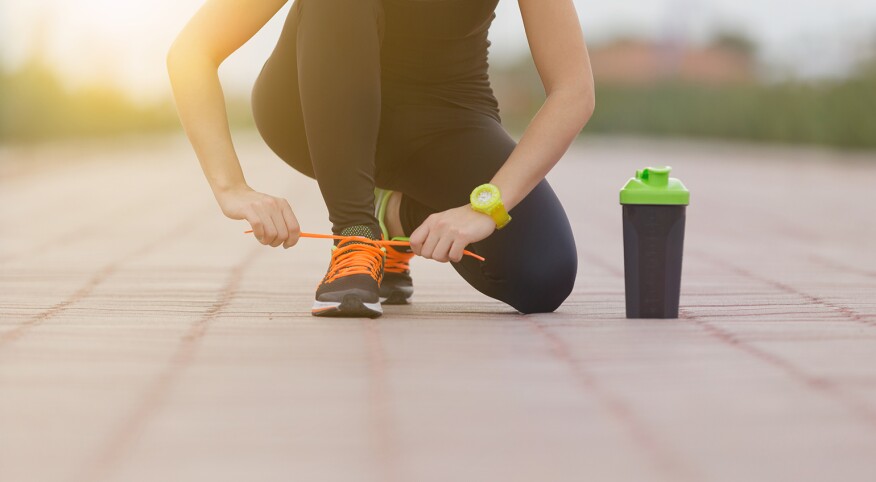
{"left": 1, "top": 134, "right": 875, "bottom": 482}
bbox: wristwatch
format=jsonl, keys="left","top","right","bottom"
{"left": 469, "top": 183, "right": 512, "bottom": 229}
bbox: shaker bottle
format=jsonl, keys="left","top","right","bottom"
{"left": 619, "top": 166, "right": 690, "bottom": 318}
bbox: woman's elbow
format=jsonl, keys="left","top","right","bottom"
{"left": 166, "top": 37, "right": 216, "bottom": 78}
{"left": 569, "top": 87, "right": 596, "bottom": 129}
{"left": 554, "top": 80, "right": 595, "bottom": 125}
{"left": 166, "top": 39, "right": 187, "bottom": 77}
{"left": 574, "top": 87, "right": 596, "bottom": 127}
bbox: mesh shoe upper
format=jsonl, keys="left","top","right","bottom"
{"left": 315, "top": 225, "right": 386, "bottom": 303}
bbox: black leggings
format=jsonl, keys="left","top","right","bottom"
{"left": 252, "top": 0, "right": 577, "bottom": 313}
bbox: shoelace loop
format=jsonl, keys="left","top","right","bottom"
{"left": 323, "top": 239, "right": 385, "bottom": 284}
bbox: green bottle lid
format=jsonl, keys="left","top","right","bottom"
{"left": 619, "top": 166, "right": 690, "bottom": 205}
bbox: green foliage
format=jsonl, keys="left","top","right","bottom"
{"left": 710, "top": 30, "right": 758, "bottom": 56}
{"left": 2, "top": 56, "right": 875, "bottom": 150}
{"left": 494, "top": 53, "right": 876, "bottom": 150}
{"left": 582, "top": 72, "right": 876, "bottom": 149}
{"left": 0, "top": 62, "right": 181, "bottom": 142}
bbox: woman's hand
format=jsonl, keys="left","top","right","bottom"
{"left": 216, "top": 186, "right": 301, "bottom": 248}
{"left": 409, "top": 204, "right": 496, "bottom": 263}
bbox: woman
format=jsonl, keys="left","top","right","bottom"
{"left": 167, "top": 0, "right": 595, "bottom": 318}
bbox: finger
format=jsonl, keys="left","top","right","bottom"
{"left": 420, "top": 228, "right": 441, "bottom": 260}
{"left": 432, "top": 235, "right": 454, "bottom": 263}
{"left": 253, "top": 204, "right": 278, "bottom": 246}
{"left": 448, "top": 238, "right": 467, "bottom": 263}
{"left": 268, "top": 202, "right": 288, "bottom": 247}
{"left": 409, "top": 224, "right": 429, "bottom": 255}
{"left": 246, "top": 211, "right": 266, "bottom": 244}
{"left": 278, "top": 199, "right": 300, "bottom": 248}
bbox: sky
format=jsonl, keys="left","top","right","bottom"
{"left": 2, "top": 0, "right": 875, "bottom": 101}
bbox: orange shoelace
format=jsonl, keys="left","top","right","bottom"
{"left": 322, "top": 238, "right": 386, "bottom": 284}
{"left": 384, "top": 245, "right": 416, "bottom": 274}
{"left": 243, "top": 230, "right": 486, "bottom": 262}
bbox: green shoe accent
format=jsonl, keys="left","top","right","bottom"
{"left": 619, "top": 166, "right": 690, "bottom": 205}
{"left": 375, "top": 187, "right": 395, "bottom": 240}
{"left": 374, "top": 188, "right": 412, "bottom": 244}
{"left": 374, "top": 187, "right": 415, "bottom": 305}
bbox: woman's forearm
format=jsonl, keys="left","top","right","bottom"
{"left": 167, "top": 47, "right": 248, "bottom": 195}
{"left": 489, "top": 88, "right": 595, "bottom": 211}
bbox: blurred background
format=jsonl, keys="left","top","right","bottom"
{"left": 1, "top": 0, "right": 875, "bottom": 148}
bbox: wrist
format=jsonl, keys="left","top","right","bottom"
{"left": 211, "top": 178, "right": 250, "bottom": 197}
{"left": 468, "top": 203, "right": 497, "bottom": 225}
{"left": 469, "top": 183, "right": 512, "bottom": 229}
{"left": 487, "top": 179, "right": 519, "bottom": 211}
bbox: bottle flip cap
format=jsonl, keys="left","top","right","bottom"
{"left": 619, "top": 166, "right": 690, "bottom": 205}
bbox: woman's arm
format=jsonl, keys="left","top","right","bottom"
{"left": 167, "top": 0, "right": 300, "bottom": 248}
{"left": 490, "top": 0, "right": 595, "bottom": 211}
{"left": 409, "top": 0, "right": 595, "bottom": 263}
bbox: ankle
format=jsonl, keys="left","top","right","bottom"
{"left": 385, "top": 191, "right": 405, "bottom": 238}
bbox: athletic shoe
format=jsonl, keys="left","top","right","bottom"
{"left": 312, "top": 225, "right": 386, "bottom": 318}
{"left": 375, "top": 187, "right": 415, "bottom": 304}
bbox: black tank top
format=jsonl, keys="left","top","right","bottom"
{"left": 380, "top": 0, "right": 501, "bottom": 118}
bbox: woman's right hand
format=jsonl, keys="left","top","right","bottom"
{"left": 216, "top": 186, "right": 301, "bottom": 248}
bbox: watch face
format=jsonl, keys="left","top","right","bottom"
{"left": 476, "top": 189, "right": 494, "bottom": 204}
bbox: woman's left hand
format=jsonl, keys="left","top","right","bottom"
{"left": 409, "top": 204, "right": 496, "bottom": 263}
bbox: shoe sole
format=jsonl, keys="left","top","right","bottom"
{"left": 312, "top": 293, "right": 383, "bottom": 318}
{"left": 380, "top": 291, "right": 412, "bottom": 305}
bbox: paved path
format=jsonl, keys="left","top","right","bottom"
{"left": 1, "top": 134, "right": 875, "bottom": 482}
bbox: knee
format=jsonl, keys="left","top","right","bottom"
{"left": 507, "top": 250, "right": 578, "bottom": 314}
{"left": 251, "top": 98, "right": 314, "bottom": 178}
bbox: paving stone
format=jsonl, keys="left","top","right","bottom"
{"left": 1, "top": 134, "right": 875, "bottom": 482}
